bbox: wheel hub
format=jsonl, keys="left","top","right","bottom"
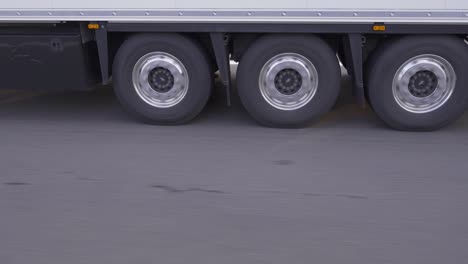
{"left": 132, "top": 52, "right": 189, "bottom": 109}
{"left": 149, "top": 67, "right": 175, "bottom": 93}
{"left": 274, "top": 69, "right": 303, "bottom": 95}
{"left": 392, "top": 54, "right": 456, "bottom": 114}
{"left": 258, "top": 53, "right": 318, "bottom": 111}
{"left": 408, "top": 70, "right": 438, "bottom": 98}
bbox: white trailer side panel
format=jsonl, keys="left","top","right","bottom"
{"left": 53, "top": 0, "right": 175, "bottom": 9}
{"left": 1, "top": 0, "right": 467, "bottom": 23}
{"left": 50, "top": 0, "right": 447, "bottom": 10}
{"left": 447, "top": 0, "right": 468, "bottom": 9}
{"left": 3, "top": 0, "right": 52, "bottom": 9}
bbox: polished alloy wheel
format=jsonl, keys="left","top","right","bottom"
{"left": 392, "top": 54, "right": 456, "bottom": 114}
{"left": 259, "top": 53, "right": 319, "bottom": 111}
{"left": 132, "top": 52, "right": 189, "bottom": 108}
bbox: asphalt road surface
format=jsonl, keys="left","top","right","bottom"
{"left": 1, "top": 68, "right": 468, "bottom": 264}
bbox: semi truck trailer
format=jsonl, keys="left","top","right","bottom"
{"left": 1, "top": 1, "right": 468, "bottom": 130}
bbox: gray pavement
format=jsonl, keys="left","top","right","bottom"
{"left": 1, "top": 70, "right": 468, "bottom": 264}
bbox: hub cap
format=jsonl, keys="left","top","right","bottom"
{"left": 392, "top": 54, "right": 456, "bottom": 114}
{"left": 259, "top": 53, "right": 318, "bottom": 111}
{"left": 408, "top": 70, "right": 438, "bottom": 98}
{"left": 274, "top": 69, "right": 303, "bottom": 95}
{"left": 148, "top": 67, "right": 175, "bottom": 93}
{"left": 132, "top": 52, "right": 189, "bottom": 108}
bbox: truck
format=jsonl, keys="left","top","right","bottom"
{"left": 1, "top": 1, "right": 468, "bottom": 131}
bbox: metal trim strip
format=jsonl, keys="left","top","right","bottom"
{"left": 0, "top": 9, "right": 467, "bottom": 23}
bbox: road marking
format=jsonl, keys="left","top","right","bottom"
{"left": 0, "top": 91, "right": 44, "bottom": 105}
{"left": 0, "top": 90, "right": 22, "bottom": 97}
{"left": 319, "top": 103, "right": 369, "bottom": 124}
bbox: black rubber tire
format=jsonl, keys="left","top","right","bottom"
{"left": 237, "top": 34, "right": 341, "bottom": 128}
{"left": 366, "top": 35, "right": 468, "bottom": 131}
{"left": 113, "top": 33, "right": 212, "bottom": 125}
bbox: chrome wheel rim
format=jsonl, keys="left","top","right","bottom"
{"left": 392, "top": 54, "right": 456, "bottom": 114}
{"left": 132, "top": 52, "right": 189, "bottom": 108}
{"left": 259, "top": 53, "right": 318, "bottom": 111}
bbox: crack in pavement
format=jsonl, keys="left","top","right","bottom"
{"left": 3, "top": 182, "right": 30, "bottom": 186}
{"left": 272, "top": 160, "right": 295, "bottom": 166}
{"left": 150, "top": 185, "right": 367, "bottom": 200}
{"left": 151, "top": 184, "right": 225, "bottom": 194}
{"left": 304, "top": 193, "right": 369, "bottom": 200}
{"left": 335, "top": 194, "right": 369, "bottom": 200}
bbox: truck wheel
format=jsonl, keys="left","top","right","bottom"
{"left": 367, "top": 36, "right": 468, "bottom": 131}
{"left": 113, "top": 33, "right": 212, "bottom": 124}
{"left": 237, "top": 34, "right": 341, "bottom": 127}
